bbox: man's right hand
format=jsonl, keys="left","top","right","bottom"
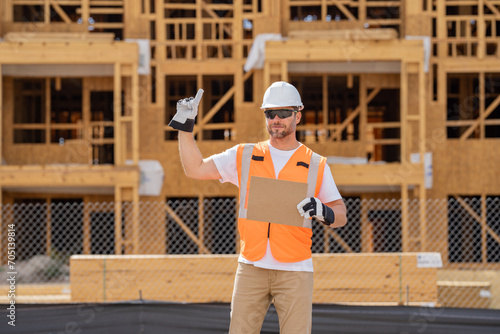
{"left": 168, "top": 89, "right": 204, "bottom": 132}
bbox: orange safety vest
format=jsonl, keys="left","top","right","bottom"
{"left": 236, "top": 141, "right": 326, "bottom": 263}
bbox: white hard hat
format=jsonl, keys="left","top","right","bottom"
{"left": 260, "top": 81, "right": 304, "bottom": 109}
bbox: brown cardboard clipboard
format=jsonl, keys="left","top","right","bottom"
{"left": 246, "top": 176, "right": 307, "bottom": 227}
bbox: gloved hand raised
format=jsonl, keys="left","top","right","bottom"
{"left": 297, "top": 197, "right": 335, "bottom": 226}
{"left": 168, "top": 89, "right": 204, "bottom": 132}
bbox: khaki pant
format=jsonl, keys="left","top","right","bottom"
{"left": 229, "top": 263, "right": 313, "bottom": 334}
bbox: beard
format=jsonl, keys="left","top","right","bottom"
{"left": 267, "top": 121, "right": 296, "bottom": 138}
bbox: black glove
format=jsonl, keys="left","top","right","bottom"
{"left": 168, "top": 89, "right": 204, "bottom": 132}
{"left": 297, "top": 197, "right": 335, "bottom": 226}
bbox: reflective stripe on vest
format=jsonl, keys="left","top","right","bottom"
{"left": 238, "top": 143, "right": 255, "bottom": 219}
{"left": 238, "top": 144, "right": 321, "bottom": 229}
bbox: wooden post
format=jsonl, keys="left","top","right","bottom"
{"left": 359, "top": 74, "right": 368, "bottom": 151}
{"left": 132, "top": 64, "right": 139, "bottom": 164}
{"left": 114, "top": 186, "right": 123, "bottom": 255}
{"left": 479, "top": 71, "right": 485, "bottom": 139}
{"left": 477, "top": 0, "right": 485, "bottom": 60}
{"left": 401, "top": 183, "right": 410, "bottom": 252}
{"left": 281, "top": 61, "right": 288, "bottom": 82}
{"left": 81, "top": 0, "right": 90, "bottom": 28}
{"left": 46, "top": 198, "right": 52, "bottom": 255}
{"left": 0, "top": 64, "right": 2, "bottom": 163}
{"left": 322, "top": 74, "right": 328, "bottom": 141}
{"left": 436, "top": 0, "right": 447, "bottom": 58}
{"left": 263, "top": 61, "right": 271, "bottom": 92}
{"left": 132, "top": 186, "right": 140, "bottom": 253}
{"left": 198, "top": 195, "right": 204, "bottom": 254}
{"left": 418, "top": 60, "right": 428, "bottom": 251}
{"left": 0, "top": 63, "right": 2, "bottom": 255}
{"left": 83, "top": 198, "right": 91, "bottom": 255}
{"left": 400, "top": 62, "right": 408, "bottom": 163}
{"left": 234, "top": 0, "right": 243, "bottom": 60}
{"left": 155, "top": 0, "right": 166, "bottom": 60}
{"left": 361, "top": 198, "right": 373, "bottom": 252}
{"left": 82, "top": 78, "right": 91, "bottom": 163}
{"left": 44, "top": 0, "right": 50, "bottom": 24}
{"left": 45, "top": 78, "right": 51, "bottom": 145}
{"left": 196, "top": 0, "right": 203, "bottom": 60}
{"left": 0, "top": 186, "right": 2, "bottom": 264}
{"left": 481, "top": 194, "right": 487, "bottom": 263}
{"left": 114, "top": 63, "right": 122, "bottom": 165}
{"left": 358, "top": 0, "right": 366, "bottom": 22}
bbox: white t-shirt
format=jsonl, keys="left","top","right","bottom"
{"left": 211, "top": 141, "right": 342, "bottom": 272}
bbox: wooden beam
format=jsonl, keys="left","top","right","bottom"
{"left": 70, "top": 253, "right": 438, "bottom": 304}
{"left": 83, "top": 199, "right": 91, "bottom": 255}
{"left": 49, "top": 0, "right": 72, "bottom": 24}
{"left": 193, "top": 85, "right": 235, "bottom": 136}
{"left": 400, "top": 61, "right": 408, "bottom": 162}
{"left": 0, "top": 186, "right": 2, "bottom": 264}
{"left": 45, "top": 78, "right": 51, "bottom": 145}
{"left": 132, "top": 186, "right": 140, "bottom": 254}
{"left": 132, "top": 63, "right": 139, "bottom": 164}
{"left": 325, "top": 228, "right": 354, "bottom": 253}
{"left": 0, "top": 165, "right": 139, "bottom": 187}
{"left": 198, "top": 195, "right": 205, "bottom": 254}
{"left": 201, "top": 1, "right": 233, "bottom": 38}
{"left": 114, "top": 186, "right": 123, "bottom": 255}
{"left": 114, "top": 63, "right": 122, "bottom": 165}
{"left": 165, "top": 204, "right": 211, "bottom": 254}
{"left": 329, "top": 87, "right": 381, "bottom": 141}
{"left": 0, "top": 65, "right": 2, "bottom": 163}
{"left": 331, "top": 0, "right": 356, "bottom": 21}
{"left": 418, "top": 61, "right": 427, "bottom": 251}
{"left": 485, "top": 0, "right": 500, "bottom": 16}
{"left": 0, "top": 42, "right": 138, "bottom": 64}
{"left": 265, "top": 40, "right": 425, "bottom": 62}
{"left": 481, "top": 194, "right": 488, "bottom": 263}
{"left": 46, "top": 198, "right": 52, "bottom": 256}
{"left": 460, "top": 94, "right": 500, "bottom": 140}
{"left": 401, "top": 183, "right": 409, "bottom": 252}
{"left": 454, "top": 196, "right": 500, "bottom": 246}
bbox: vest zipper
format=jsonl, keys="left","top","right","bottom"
{"left": 267, "top": 223, "right": 271, "bottom": 238}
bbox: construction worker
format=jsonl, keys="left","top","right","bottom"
{"left": 169, "top": 81, "right": 347, "bottom": 334}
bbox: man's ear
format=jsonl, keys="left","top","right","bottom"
{"left": 296, "top": 111, "right": 302, "bottom": 124}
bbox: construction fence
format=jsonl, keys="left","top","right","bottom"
{"left": 0, "top": 197, "right": 499, "bottom": 308}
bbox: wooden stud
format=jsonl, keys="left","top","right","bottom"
{"left": 114, "top": 63, "right": 122, "bottom": 165}
{"left": 82, "top": 78, "right": 91, "bottom": 163}
{"left": 359, "top": 74, "right": 368, "bottom": 151}
{"left": 478, "top": 0, "right": 485, "bottom": 60}
{"left": 55, "top": 77, "right": 61, "bottom": 91}
{"left": 322, "top": 75, "right": 328, "bottom": 141}
{"left": 400, "top": 62, "right": 408, "bottom": 163}
{"left": 281, "top": 61, "right": 288, "bottom": 82}
{"left": 132, "top": 63, "right": 139, "bottom": 164}
{"left": 401, "top": 183, "right": 409, "bottom": 252}
{"left": 114, "top": 186, "right": 123, "bottom": 255}
{"left": 0, "top": 186, "right": 2, "bottom": 264}
{"left": 418, "top": 61, "right": 427, "bottom": 251}
{"left": 0, "top": 65, "right": 2, "bottom": 164}
{"left": 481, "top": 194, "right": 487, "bottom": 263}
{"left": 479, "top": 71, "right": 485, "bottom": 140}
{"left": 132, "top": 186, "right": 140, "bottom": 254}
{"left": 198, "top": 195, "right": 204, "bottom": 254}
{"left": 45, "top": 78, "right": 51, "bottom": 145}
{"left": 83, "top": 198, "right": 91, "bottom": 255}
{"left": 44, "top": 0, "right": 50, "bottom": 24}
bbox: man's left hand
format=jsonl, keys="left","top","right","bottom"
{"left": 297, "top": 197, "right": 335, "bottom": 226}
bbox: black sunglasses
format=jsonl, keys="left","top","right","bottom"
{"left": 264, "top": 109, "right": 297, "bottom": 119}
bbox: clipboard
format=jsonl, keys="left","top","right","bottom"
{"left": 246, "top": 176, "right": 307, "bottom": 227}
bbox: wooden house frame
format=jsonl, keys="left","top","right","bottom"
{"left": 0, "top": 0, "right": 499, "bottom": 268}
